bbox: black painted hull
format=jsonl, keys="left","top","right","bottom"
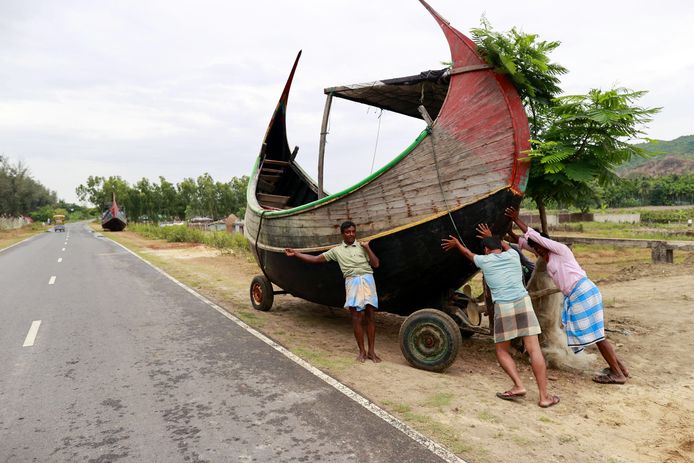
{"left": 102, "top": 216, "right": 127, "bottom": 231}
{"left": 252, "top": 189, "right": 521, "bottom": 316}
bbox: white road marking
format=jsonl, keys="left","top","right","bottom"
{"left": 58, "top": 258, "right": 63, "bottom": 263}
{"left": 61, "top": 248, "right": 66, "bottom": 251}
{"left": 23, "top": 320, "right": 42, "bottom": 347}
{"left": 107, "top": 238, "right": 467, "bottom": 463}
{"left": 48, "top": 276, "right": 56, "bottom": 285}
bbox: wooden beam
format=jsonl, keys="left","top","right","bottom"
{"left": 449, "top": 64, "right": 493, "bottom": 75}
{"left": 318, "top": 92, "right": 334, "bottom": 199}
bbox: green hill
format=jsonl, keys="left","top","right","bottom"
{"left": 618, "top": 134, "right": 694, "bottom": 177}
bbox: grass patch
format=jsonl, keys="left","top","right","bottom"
{"left": 477, "top": 410, "right": 498, "bottom": 423}
{"left": 425, "top": 392, "right": 454, "bottom": 408}
{"left": 236, "top": 310, "right": 265, "bottom": 328}
{"left": 382, "top": 400, "right": 412, "bottom": 414}
{"left": 401, "top": 411, "right": 473, "bottom": 454}
{"left": 127, "top": 223, "right": 250, "bottom": 253}
{"left": 512, "top": 435, "right": 532, "bottom": 446}
{"left": 292, "top": 347, "right": 353, "bottom": 372}
{"left": 0, "top": 224, "right": 47, "bottom": 250}
{"left": 568, "top": 221, "right": 694, "bottom": 241}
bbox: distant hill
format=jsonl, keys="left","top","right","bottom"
{"left": 618, "top": 135, "right": 694, "bottom": 177}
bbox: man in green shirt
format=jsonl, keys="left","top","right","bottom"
{"left": 285, "top": 221, "right": 381, "bottom": 363}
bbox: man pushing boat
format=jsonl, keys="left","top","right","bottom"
{"left": 442, "top": 226, "right": 560, "bottom": 408}
{"left": 285, "top": 221, "right": 381, "bottom": 363}
{"left": 505, "top": 207, "right": 629, "bottom": 384}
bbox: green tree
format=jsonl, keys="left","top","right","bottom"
{"left": 472, "top": 21, "right": 661, "bottom": 232}
{"left": 0, "top": 155, "right": 56, "bottom": 216}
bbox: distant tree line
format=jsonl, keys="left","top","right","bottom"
{"left": 0, "top": 155, "right": 57, "bottom": 217}
{"left": 602, "top": 174, "right": 694, "bottom": 208}
{"left": 75, "top": 174, "right": 249, "bottom": 222}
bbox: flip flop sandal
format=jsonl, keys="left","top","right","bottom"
{"left": 496, "top": 391, "right": 527, "bottom": 401}
{"left": 539, "top": 395, "right": 560, "bottom": 408}
{"left": 600, "top": 367, "right": 629, "bottom": 378}
{"left": 592, "top": 373, "right": 626, "bottom": 384}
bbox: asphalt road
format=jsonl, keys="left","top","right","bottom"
{"left": 0, "top": 223, "right": 451, "bottom": 463}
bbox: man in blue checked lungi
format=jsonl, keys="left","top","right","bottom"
{"left": 284, "top": 221, "right": 381, "bottom": 363}
{"left": 506, "top": 207, "right": 629, "bottom": 385}
{"left": 442, "top": 226, "right": 560, "bottom": 408}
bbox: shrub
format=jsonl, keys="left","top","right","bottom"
{"left": 128, "top": 223, "right": 249, "bottom": 253}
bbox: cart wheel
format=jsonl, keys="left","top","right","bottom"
{"left": 250, "top": 275, "right": 274, "bottom": 312}
{"left": 399, "top": 309, "right": 462, "bottom": 372}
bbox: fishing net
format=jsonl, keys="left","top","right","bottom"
{"left": 527, "top": 258, "right": 596, "bottom": 371}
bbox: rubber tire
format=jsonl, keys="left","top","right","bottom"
{"left": 250, "top": 275, "right": 274, "bottom": 312}
{"left": 399, "top": 309, "right": 462, "bottom": 372}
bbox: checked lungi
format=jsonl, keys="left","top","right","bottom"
{"left": 344, "top": 274, "right": 379, "bottom": 312}
{"left": 563, "top": 277, "right": 605, "bottom": 353}
{"left": 493, "top": 295, "right": 541, "bottom": 343}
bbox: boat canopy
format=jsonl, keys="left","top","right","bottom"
{"left": 324, "top": 69, "right": 450, "bottom": 120}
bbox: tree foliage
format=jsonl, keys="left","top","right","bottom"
{"left": 76, "top": 174, "right": 248, "bottom": 222}
{"left": 602, "top": 174, "right": 694, "bottom": 207}
{"left": 526, "top": 88, "right": 661, "bottom": 211}
{"left": 471, "top": 20, "right": 662, "bottom": 230}
{"left": 0, "top": 155, "right": 57, "bottom": 217}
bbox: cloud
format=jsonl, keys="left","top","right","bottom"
{"left": 1, "top": 0, "right": 692, "bottom": 202}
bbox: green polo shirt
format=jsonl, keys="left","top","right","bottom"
{"left": 322, "top": 241, "right": 373, "bottom": 278}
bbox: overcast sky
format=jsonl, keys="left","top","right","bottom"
{"left": 1, "top": 0, "right": 692, "bottom": 204}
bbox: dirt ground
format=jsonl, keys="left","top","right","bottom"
{"left": 106, "top": 230, "right": 694, "bottom": 463}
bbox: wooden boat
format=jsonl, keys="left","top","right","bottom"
{"left": 101, "top": 192, "right": 127, "bottom": 231}
{"left": 245, "top": 0, "right": 530, "bottom": 371}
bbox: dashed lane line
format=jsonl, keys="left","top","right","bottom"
{"left": 58, "top": 258, "right": 63, "bottom": 263}
{"left": 48, "top": 276, "right": 56, "bottom": 285}
{"left": 23, "top": 320, "right": 42, "bottom": 347}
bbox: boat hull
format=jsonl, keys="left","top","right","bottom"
{"left": 102, "top": 213, "right": 127, "bottom": 231}
{"left": 251, "top": 188, "right": 520, "bottom": 315}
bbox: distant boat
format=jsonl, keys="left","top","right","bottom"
{"left": 101, "top": 192, "right": 127, "bottom": 231}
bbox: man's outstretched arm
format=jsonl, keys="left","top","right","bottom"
{"left": 441, "top": 235, "right": 476, "bottom": 262}
{"left": 505, "top": 207, "right": 529, "bottom": 233}
{"left": 284, "top": 248, "right": 327, "bottom": 264}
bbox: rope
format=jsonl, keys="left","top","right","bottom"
{"left": 427, "top": 127, "right": 467, "bottom": 247}
{"left": 418, "top": 84, "right": 466, "bottom": 246}
{"left": 370, "top": 109, "right": 383, "bottom": 174}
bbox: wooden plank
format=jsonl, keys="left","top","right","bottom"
{"left": 263, "top": 159, "right": 289, "bottom": 166}
{"left": 260, "top": 167, "right": 284, "bottom": 175}
{"left": 257, "top": 193, "right": 291, "bottom": 208}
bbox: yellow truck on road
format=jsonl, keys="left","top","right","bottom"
{"left": 53, "top": 214, "right": 65, "bottom": 232}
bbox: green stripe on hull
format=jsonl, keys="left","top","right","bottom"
{"left": 247, "top": 129, "right": 430, "bottom": 218}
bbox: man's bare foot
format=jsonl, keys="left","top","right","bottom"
{"left": 367, "top": 352, "right": 381, "bottom": 363}
{"left": 356, "top": 353, "right": 367, "bottom": 363}
{"left": 539, "top": 395, "right": 560, "bottom": 408}
{"left": 496, "top": 387, "right": 527, "bottom": 400}
{"left": 601, "top": 363, "right": 629, "bottom": 378}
